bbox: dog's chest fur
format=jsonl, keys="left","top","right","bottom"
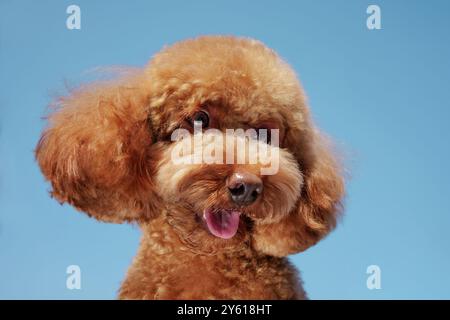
{"left": 118, "top": 216, "right": 306, "bottom": 299}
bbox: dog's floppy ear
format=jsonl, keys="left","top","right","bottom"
{"left": 252, "top": 128, "right": 345, "bottom": 257}
{"left": 36, "top": 73, "right": 160, "bottom": 223}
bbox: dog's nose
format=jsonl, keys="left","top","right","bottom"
{"left": 227, "top": 171, "right": 263, "bottom": 206}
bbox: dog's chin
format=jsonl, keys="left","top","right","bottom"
{"left": 163, "top": 203, "right": 252, "bottom": 255}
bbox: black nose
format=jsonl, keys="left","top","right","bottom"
{"left": 227, "top": 171, "right": 263, "bottom": 206}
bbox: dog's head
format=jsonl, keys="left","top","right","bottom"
{"left": 36, "top": 36, "right": 345, "bottom": 256}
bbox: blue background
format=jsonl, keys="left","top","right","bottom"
{"left": 1, "top": 0, "right": 449, "bottom": 299}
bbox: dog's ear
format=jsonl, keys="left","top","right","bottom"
{"left": 252, "top": 128, "right": 345, "bottom": 257}
{"left": 36, "top": 73, "right": 161, "bottom": 223}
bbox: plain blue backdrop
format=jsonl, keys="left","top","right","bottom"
{"left": 1, "top": 0, "right": 449, "bottom": 299}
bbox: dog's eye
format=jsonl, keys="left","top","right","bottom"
{"left": 191, "top": 111, "right": 210, "bottom": 128}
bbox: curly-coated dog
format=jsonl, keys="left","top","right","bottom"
{"left": 36, "top": 36, "right": 345, "bottom": 299}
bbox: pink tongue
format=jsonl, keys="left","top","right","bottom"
{"left": 203, "top": 209, "right": 240, "bottom": 239}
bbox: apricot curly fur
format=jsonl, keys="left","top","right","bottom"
{"left": 36, "top": 35, "right": 345, "bottom": 299}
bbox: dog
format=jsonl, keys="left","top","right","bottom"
{"left": 36, "top": 35, "right": 345, "bottom": 299}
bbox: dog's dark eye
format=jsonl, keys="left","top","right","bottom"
{"left": 191, "top": 111, "right": 210, "bottom": 128}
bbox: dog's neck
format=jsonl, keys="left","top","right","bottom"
{"left": 118, "top": 213, "right": 304, "bottom": 299}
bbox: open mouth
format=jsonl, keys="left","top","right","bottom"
{"left": 203, "top": 208, "right": 241, "bottom": 239}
